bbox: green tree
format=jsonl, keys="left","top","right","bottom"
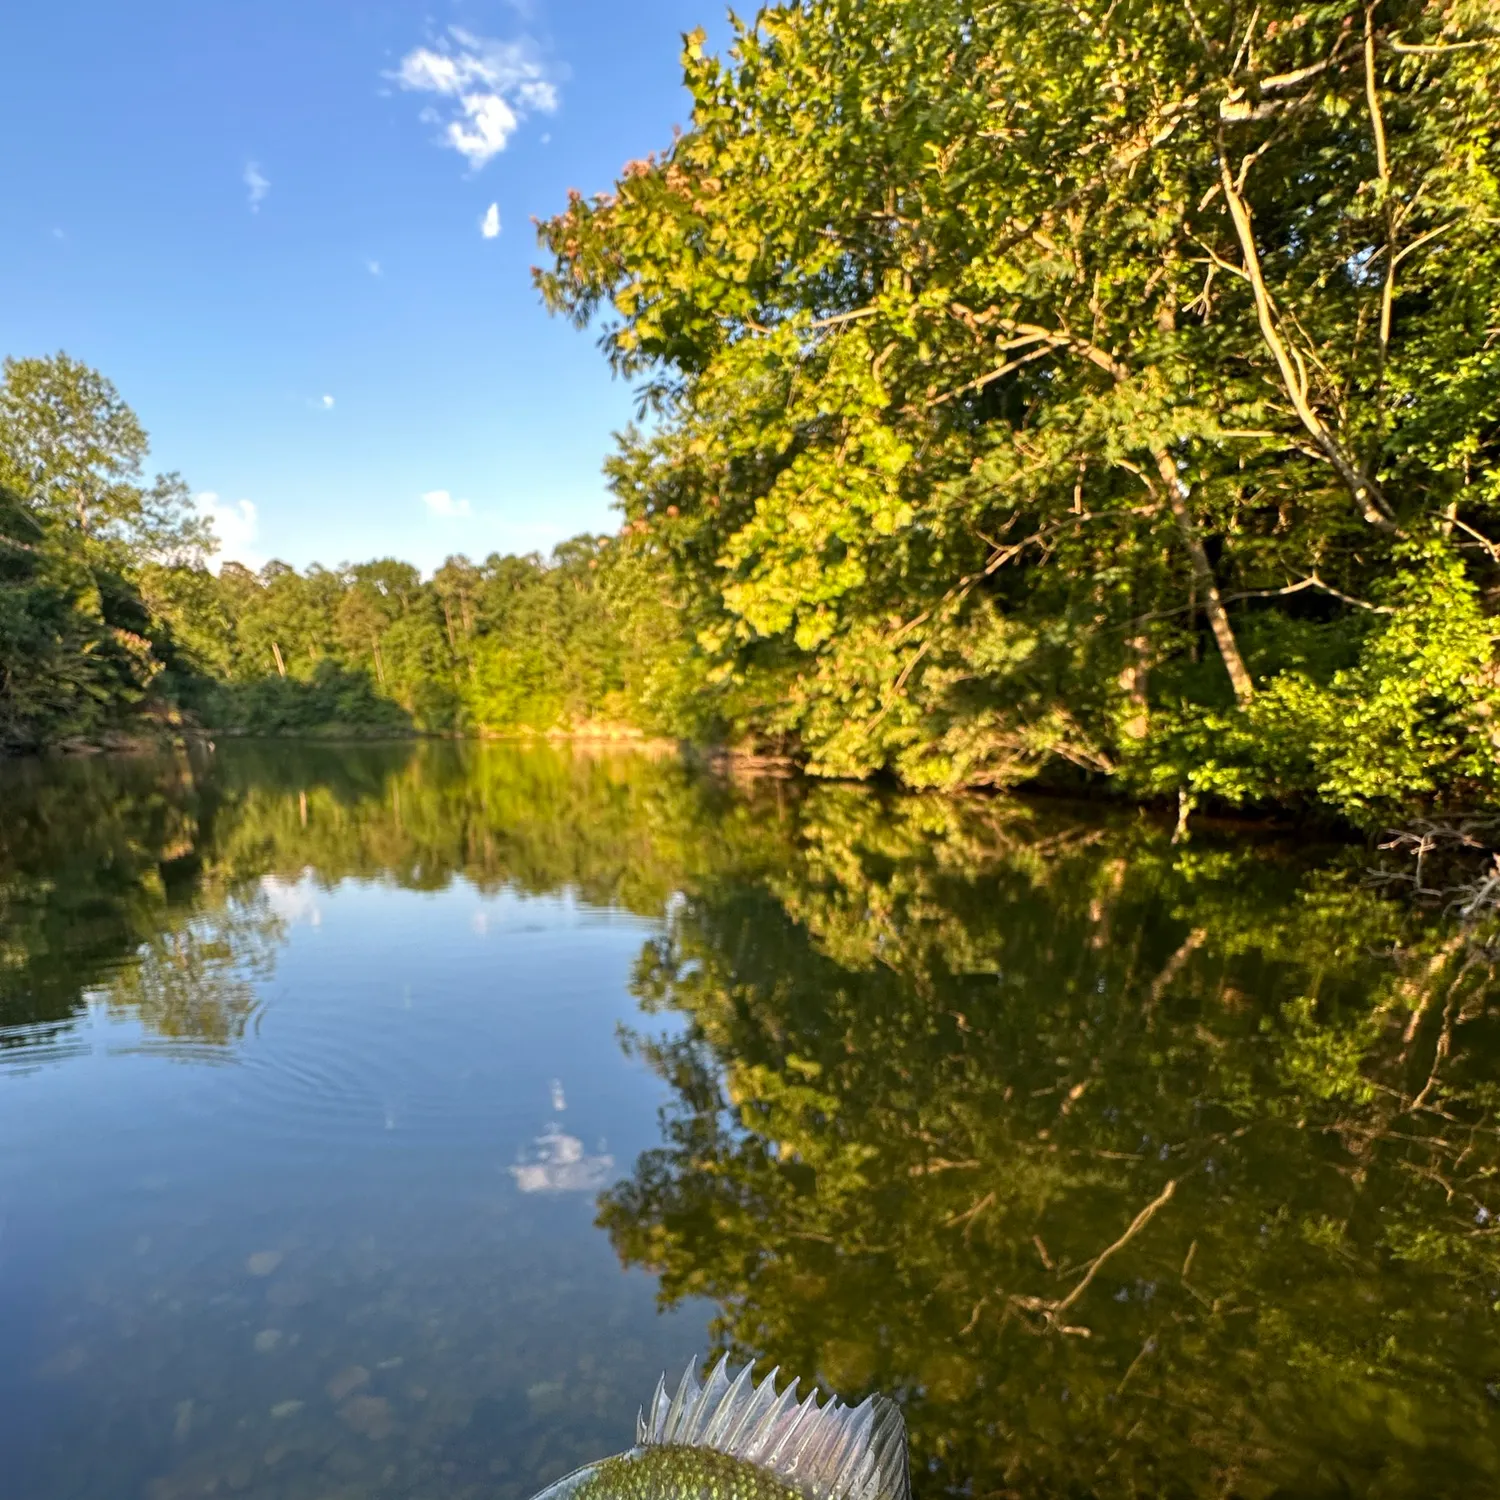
{"left": 0, "top": 352, "right": 208, "bottom": 566}
{"left": 539, "top": 0, "right": 1500, "bottom": 821}
{"left": 0, "top": 355, "right": 218, "bottom": 746}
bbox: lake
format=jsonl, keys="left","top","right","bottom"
{"left": 0, "top": 742, "right": 1496, "bottom": 1500}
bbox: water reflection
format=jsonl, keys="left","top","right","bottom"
{"left": 512, "top": 1074, "right": 617, "bottom": 1193}
{"left": 604, "top": 791, "right": 1500, "bottom": 1497}
{"left": 0, "top": 743, "right": 1496, "bottom": 1499}
{"left": 511, "top": 1126, "right": 616, "bottom": 1195}
{"left": 0, "top": 744, "right": 714, "bottom": 1500}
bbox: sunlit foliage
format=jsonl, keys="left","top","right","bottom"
{"left": 539, "top": 0, "right": 1500, "bottom": 821}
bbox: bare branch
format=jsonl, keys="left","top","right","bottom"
{"left": 1012, "top": 1178, "right": 1179, "bottom": 1334}
{"left": 1215, "top": 147, "right": 1400, "bottom": 533}
{"left": 1366, "top": 4, "right": 1397, "bottom": 395}
{"left": 1451, "top": 516, "right": 1500, "bottom": 563}
{"left": 1391, "top": 218, "right": 1462, "bottom": 269}
{"left": 1390, "top": 32, "right": 1499, "bottom": 56}
{"left": 925, "top": 342, "right": 1055, "bottom": 410}
{"left": 809, "top": 306, "right": 882, "bottom": 331}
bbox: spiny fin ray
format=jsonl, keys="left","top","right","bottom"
{"left": 636, "top": 1359, "right": 909, "bottom": 1500}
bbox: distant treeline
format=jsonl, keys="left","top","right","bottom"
{"left": 148, "top": 536, "right": 706, "bottom": 742}
{"left": 0, "top": 353, "right": 706, "bottom": 752}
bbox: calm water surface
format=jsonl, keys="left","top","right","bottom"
{"left": 0, "top": 743, "right": 1497, "bottom": 1500}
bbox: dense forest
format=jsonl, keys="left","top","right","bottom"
{"left": 4, "top": 0, "right": 1500, "bottom": 829}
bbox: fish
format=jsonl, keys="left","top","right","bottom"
{"left": 528, "top": 1356, "right": 909, "bottom": 1500}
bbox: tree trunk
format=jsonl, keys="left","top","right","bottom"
{"left": 985, "top": 317, "right": 1256, "bottom": 704}
{"left": 271, "top": 641, "right": 287, "bottom": 678}
{"left": 1118, "top": 635, "right": 1151, "bottom": 739}
{"left": 1152, "top": 448, "right": 1254, "bottom": 705}
{"left": 1216, "top": 156, "right": 1397, "bottom": 533}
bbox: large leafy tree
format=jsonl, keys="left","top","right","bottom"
{"left": 539, "top": 0, "right": 1500, "bottom": 818}
{"left": 0, "top": 352, "right": 208, "bottom": 566}
{"left": 0, "top": 355, "right": 212, "bottom": 747}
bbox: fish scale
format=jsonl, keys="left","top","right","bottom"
{"left": 573, "top": 1445, "right": 809, "bottom": 1500}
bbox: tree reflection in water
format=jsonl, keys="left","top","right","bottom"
{"left": 0, "top": 742, "right": 1495, "bottom": 1495}
{"left": 602, "top": 792, "right": 1500, "bottom": 1498}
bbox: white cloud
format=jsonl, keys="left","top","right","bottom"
{"left": 481, "top": 201, "right": 500, "bottom": 238}
{"left": 422, "top": 489, "right": 472, "bottom": 518}
{"left": 448, "top": 94, "right": 518, "bottom": 165}
{"left": 392, "top": 28, "right": 559, "bottom": 169}
{"left": 366, "top": 258, "right": 382, "bottom": 276}
{"left": 244, "top": 161, "right": 270, "bottom": 212}
{"left": 320, "top": 394, "right": 335, "bottom": 409}
{"left": 516, "top": 79, "right": 558, "bottom": 112}
{"left": 197, "top": 492, "right": 265, "bottom": 573}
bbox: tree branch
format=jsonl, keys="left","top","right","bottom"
{"left": 1390, "top": 33, "right": 1499, "bottom": 56}
{"left": 1215, "top": 143, "right": 1400, "bottom": 533}
{"left": 1365, "top": 4, "right": 1397, "bottom": 411}
{"left": 1012, "top": 1178, "right": 1179, "bottom": 1334}
{"left": 973, "top": 314, "right": 1256, "bottom": 702}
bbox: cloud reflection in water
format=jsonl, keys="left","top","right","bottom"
{"left": 510, "top": 1124, "right": 614, "bottom": 1194}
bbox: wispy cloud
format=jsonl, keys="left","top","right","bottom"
{"left": 481, "top": 202, "right": 501, "bottom": 239}
{"left": 320, "top": 394, "right": 335, "bottom": 409}
{"left": 422, "top": 489, "right": 472, "bottom": 518}
{"left": 393, "top": 28, "right": 559, "bottom": 168}
{"left": 197, "top": 492, "right": 265, "bottom": 573}
{"left": 244, "top": 161, "right": 270, "bottom": 213}
{"left": 366, "top": 258, "right": 382, "bottom": 276}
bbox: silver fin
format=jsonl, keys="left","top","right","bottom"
{"left": 637, "top": 1357, "right": 909, "bottom": 1500}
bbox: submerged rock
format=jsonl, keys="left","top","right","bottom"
{"left": 327, "top": 1364, "right": 370, "bottom": 1401}
{"left": 339, "top": 1394, "right": 393, "bottom": 1440}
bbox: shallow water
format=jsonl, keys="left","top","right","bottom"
{"left": 0, "top": 742, "right": 1496, "bottom": 1500}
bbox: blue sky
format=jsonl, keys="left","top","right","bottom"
{"left": 0, "top": 0, "right": 718, "bottom": 574}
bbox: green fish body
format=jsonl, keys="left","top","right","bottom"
{"left": 529, "top": 1360, "right": 909, "bottom": 1500}
{"left": 565, "top": 1445, "right": 808, "bottom": 1500}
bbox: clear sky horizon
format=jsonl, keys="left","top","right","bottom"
{"left": 0, "top": 0, "right": 719, "bottom": 576}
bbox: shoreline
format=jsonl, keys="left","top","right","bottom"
{"left": 5, "top": 724, "right": 1345, "bottom": 842}
{"left": 16, "top": 724, "right": 1487, "bottom": 852}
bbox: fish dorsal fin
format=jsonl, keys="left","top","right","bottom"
{"left": 637, "top": 1358, "right": 909, "bottom": 1500}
